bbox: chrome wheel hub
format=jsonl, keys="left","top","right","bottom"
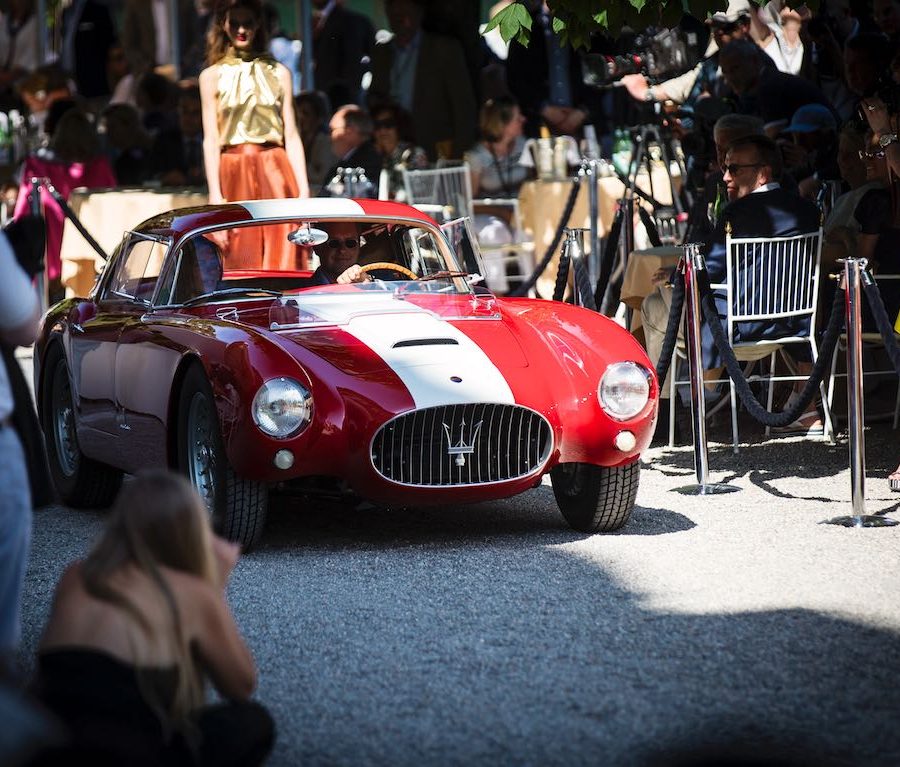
{"left": 186, "top": 392, "right": 216, "bottom": 512}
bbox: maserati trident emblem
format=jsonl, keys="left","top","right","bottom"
{"left": 442, "top": 419, "right": 483, "bottom": 468}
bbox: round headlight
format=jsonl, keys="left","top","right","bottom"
{"left": 251, "top": 377, "right": 312, "bottom": 438}
{"left": 598, "top": 362, "right": 651, "bottom": 421}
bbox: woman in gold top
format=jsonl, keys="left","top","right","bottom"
{"left": 200, "top": 0, "right": 309, "bottom": 269}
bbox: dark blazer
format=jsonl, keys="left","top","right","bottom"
{"left": 700, "top": 186, "right": 822, "bottom": 368}
{"left": 62, "top": 0, "right": 115, "bottom": 99}
{"left": 320, "top": 140, "right": 383, "bottom": 196}
{"left": 121, "top": 0, "right": 196, "bottom": 76}
{"left": 368, "top": 31, "right": 477, "bottom": 161}
{"left": 149, "top": 128, "right": 205, "bottom": 186}
{"left": 313, "top": 5, "right": 373, "bottom": 108}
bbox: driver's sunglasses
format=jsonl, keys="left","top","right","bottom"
{"left": 326, "top": 238, "right": 359, "bottom": 249}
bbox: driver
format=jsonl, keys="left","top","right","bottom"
{"left": 310, "top": 222, "right": 371, "bottom": 284}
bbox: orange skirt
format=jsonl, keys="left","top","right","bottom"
{"left": 219, "top": 144, "right": 307, "bottom": 270}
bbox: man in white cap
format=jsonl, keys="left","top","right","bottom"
{"left": 620, "top": 0, "right": 753, "bottom": 108}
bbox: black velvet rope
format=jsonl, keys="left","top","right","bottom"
{"left": 861, "top": 276, "right": 900, "bottom": 377}
{"left": 655, "top": 271, "right": 685, "bottom": 386}
{"left": 507, "top": 177, "right": 581, "bottom": 298}
{"left": 696, "top": 268, "right": 845, "bottom": 427}
{"left": 593, "top": 204, "right": 623, "bottom": 310}
{"left": 571, "top": 253, "right": 597, "bottom": 311}
{"left": 553, "top": 241, "right": 571, "bottom": 303}
{"left": 637, "top": 206, "right": 663, "bottom": 248}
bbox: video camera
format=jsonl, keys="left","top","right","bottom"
{"left": 581, "top": 27, "right": 700, "bottom": 88}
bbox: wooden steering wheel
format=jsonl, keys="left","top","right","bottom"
{"left": 358, "top": 262, "right": 418, "bottom": 280}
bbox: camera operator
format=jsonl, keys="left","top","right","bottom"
{"left": 619, "top": 0, "right": 752, "bottom": 110}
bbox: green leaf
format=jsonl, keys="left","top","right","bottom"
{"left": 592, "top": 10, "right": 609, "bottom": 26}
{"left": 499, "top": 7, "right": 522, "bottom": 41}
{"left": 630, "top": 0, "right": 648, "bottom": 12}
{"left": 552, "top": 15, "right": 566, "bottom": 34}
{"left": 512, "top": 1, "right": 534, "bottom": 30}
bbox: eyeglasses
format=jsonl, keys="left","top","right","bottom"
{"left": 373, "top": 119, "right": 396, "bottom": 130}
{"left": 326, "top": 238, "right": 359, "bottom": 250}
{"left": 721, "top": 162, "right": 763, "bottom": 175}
{"left": 858, "top": 148, "right": 886, "bottom": 160}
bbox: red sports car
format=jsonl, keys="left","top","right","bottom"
{"left": 36, "top": 199, "right": 658, "bottom": 548}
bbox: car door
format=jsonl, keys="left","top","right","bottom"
{"left": 111, "top": 235, "right": 179, "bottom": 472}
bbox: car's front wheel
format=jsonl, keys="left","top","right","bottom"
{"left": 177, "top": 364, "right": 267, "bottom": 550}
{"left": 550, "top": 461, "right": 640, "bottom": 533}
{"left": 41, "top": 345, "right": 123, "bottom": 508}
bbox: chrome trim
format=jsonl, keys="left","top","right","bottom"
{"left": 370, "top": 403, "right": 553, "bottom": 487}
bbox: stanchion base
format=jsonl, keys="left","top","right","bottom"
{"left": 821, "top": 515, "right": 899, "bottom": 528}
{"left": 672, "top": 483, "right": 741, "bottom": 496}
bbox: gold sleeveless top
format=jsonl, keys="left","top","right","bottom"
{"left": 216, "top": 51, "right": 284, "bottom": 148}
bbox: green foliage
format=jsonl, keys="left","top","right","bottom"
{"left": 484, "top": 0, "right": 745, "bottom": 48}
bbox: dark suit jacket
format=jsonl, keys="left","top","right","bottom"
{"left": 313, "top": 6, "right": 373, "bottom": 108}
{"left": 121, "top": 0, "right": 196, "bottom": 76}
{"left": 62, "top": 0, "right": 115, "bottom": 98}
{"left": 700, "top": 186, "right": 822, "bottom": 368}
{"left": 368, "top": 31, "right": 477, "bottom": 161}
{"left": 320, "top": 141, "right": 383, "bottom": 196}
{"left": 149, "top": 128, "right": 205, "bottom": 186}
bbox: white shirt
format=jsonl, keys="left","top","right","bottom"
{"left": 0, "top": 234, "right": 38, "bottom": 419}
{"left": 152, "top": 0, "right": 171, "bottom": 69}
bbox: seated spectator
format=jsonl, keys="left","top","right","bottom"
{"left": 101, "top": 103, "right": 153, "bottom": 186}
{"left": 107, "top": 44, "right": 137, "bottom": 106}
{"left": 718, "top": 39, "right": 836, "bottom": 125}
{"left": 371, "top": 102, "right": 428, "bottom": 200}
{"left": 135, "top": 71, "right": 179, "bottom": 136}
{"left": 321, "top": 105, "right": 381, "bottom": 196}
{"left": 13, "top": 106, "right": 116, "bottom": 303}
{"left": 16, "top": 65, "right": 72, "bottom": 137}
{"left": 31, "top": 470, "right": 274, "bottom": 766}
{"left": 842, "top": 34, "right": 893, "bottom": 115}
{"left": 295, "top": 91, "right": 336, "bottom": 189}
{"left": 149, "top": 84, "right": 205, "bottom": 187}
{"left": 642, "top": 135, "right": 823, "bottom": 432}
{"left": 310, "top": 222, "right": 369, "bottom": 284}
{"left": 779, "top": 103, "right": 840, "bottom": 199}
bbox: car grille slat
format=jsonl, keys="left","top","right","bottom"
{"left": 371, "top": 403, "right": 552, "bottom": 487}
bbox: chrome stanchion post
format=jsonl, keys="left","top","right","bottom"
{"left": 29, "top": 177, "right": 48, "bottom": 313}
{"left": 562, "top": 228, "right": 586, "bottom": 307}
{"left": 824, "top": 257, "right": 898, "bottom": 527}
{"left": 586, "top": 159, "right": 601, "bottom": 286}
{"left": 674, "top": 242, "right": 739, "bottom": 496}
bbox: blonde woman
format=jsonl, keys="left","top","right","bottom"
{"left": 33, "top": 471, "right": 273, "bottom": 766}
{"left": 200, "top": 0, "right": 309, "bottom": 269}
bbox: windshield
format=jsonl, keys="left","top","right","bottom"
{"left": 157, "top": 217, "right": 472, "bottom": 306}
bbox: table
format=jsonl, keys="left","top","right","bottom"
{"left": 619, "top": 245, "right": 683, "bottom": 339}
{"left": 59, "top": 187, "right": 208, "bottom": 297}
{"left": 517, "top": 165, "right": 680, "bottom": 299}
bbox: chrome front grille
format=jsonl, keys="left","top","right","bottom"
{"left": 371, "top": 403, "right": 552, "bottom": 486}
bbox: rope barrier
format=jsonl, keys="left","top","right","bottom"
{"left": 696, "top": 268, "right": 845, "bottom": 427}
{"left": 507, "top": 177, "right": 580, "bottom": 298}
{"left": 552, "top": 238, "right": 571, "bottom": 303}
{"left": 593, "top": 204, "right": 623, "bottom": 310}
{"left": 571, "top": 252, "right": 597, "bottom": 311}
{"left": 655, "top": 272, "right": 685, "bottom": 386}
{"left": 861, "top": 274, "right": 900, "bottom": 377}
{"left": 637, "top": 206, "right": 662, "bottom": 248}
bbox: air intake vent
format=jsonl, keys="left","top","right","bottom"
{"left": 392, "top": 338, "right": 459, "bottom": 348}
{"left": 371, "top": 403, "right": 552, "bottom": 486}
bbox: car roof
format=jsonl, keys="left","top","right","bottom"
{"left": 132, "top": 198, "right": 440, "bottom": 239}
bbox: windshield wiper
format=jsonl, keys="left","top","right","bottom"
{"left": 181, "top": 287, "right": 282, "bottom": 307}
{"left": 415, "top": 270, "right": 469, "bottom": 283}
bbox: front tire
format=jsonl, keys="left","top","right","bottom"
{"left": 177, "top": 364, "right": 268, "bottom": 550}
{"left": 41, "top": 345, "right": 122, "bottom": 508}
{"left": 550, "top": 461, "right": 640, "bottom": 533}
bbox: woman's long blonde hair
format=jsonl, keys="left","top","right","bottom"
{"left": 206, "top": 0, "right": 268, "bottom": 66}
{"left": 80, "top": 471, "right": 218, "bottom": 731}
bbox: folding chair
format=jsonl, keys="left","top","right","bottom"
{"left": 402, "top": 163, "right": 533, "bottom": 292}
{"left": 670, "top": 226, "right": 834, "bottom": 452}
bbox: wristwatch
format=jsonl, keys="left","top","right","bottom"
{"left": 878, "top": 133, "right": 899, "bottom": 148}
{"left": 644, "top": 89, "right": 656, "bottom": 103}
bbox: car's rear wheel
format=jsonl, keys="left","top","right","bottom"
{"left": 41, "top": 345, "right": 123, "bottom": 508}
{"left": 550, "top": 461, "right": 640, "bottom": 533}
{"left": 177, "top": 364, "right": 267, "bottom": 550}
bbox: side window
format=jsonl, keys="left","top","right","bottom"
{"left": 106, "top": 237, "right": 168, "bottom": 302}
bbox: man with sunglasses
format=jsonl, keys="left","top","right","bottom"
{"left": 310, "top": 222, "right": 371, "bottom": 285}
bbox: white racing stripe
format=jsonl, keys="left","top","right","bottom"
{"left": 344, "top": 311, "right": 515, "bottom": 408}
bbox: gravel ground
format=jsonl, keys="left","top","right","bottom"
{"left": 17, "top": 407, "right": 900, "bottom": 767}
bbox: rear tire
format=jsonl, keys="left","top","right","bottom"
{"left": 177, "top": 364, "right": 267, "bottom": 550}
{"left": 550, "top": 461, "right": 640, "bottom": 533}
{"left": 41, "top": 345, "right": 123, "bottom": 508}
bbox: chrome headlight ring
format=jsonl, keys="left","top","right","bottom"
{"left": 251, "top": 377, "right": 313, "bottom": 439}
{"left": 598, "top": 362, "right": 652, "bottom": 421}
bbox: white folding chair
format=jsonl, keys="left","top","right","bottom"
{"left": 670, "top": 226, "right": 834, "bottom": 452}
{"left": 402, "top": 163, "right": 533, "bottom": 292}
